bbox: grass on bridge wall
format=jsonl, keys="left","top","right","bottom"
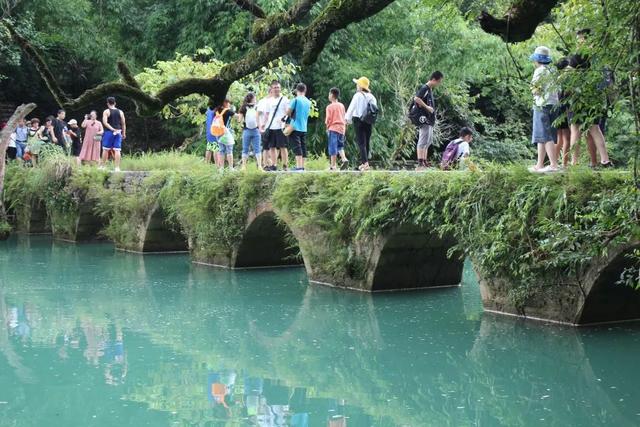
{"left": 3, "top": 152, "right": 639, "bottom": 306}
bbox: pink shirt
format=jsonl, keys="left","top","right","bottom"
{"left": 325, "top": 102, "right": 346, "bottom": 135}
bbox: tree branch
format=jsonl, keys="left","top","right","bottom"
{"left": 252, "top": 0, "right": 321, "bottom": 43}
{"left": 7, "top": 0, "right": 396, "bottom": 115}
{"left": 2, "top": 19, "right": 70, "bottom": 106}
{"left": 478, "top": 0, "right": 559, "bottom": 42}
{"left": 232, "top": 0, "right": 266, "bottom": 19}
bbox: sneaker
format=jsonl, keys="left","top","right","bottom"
{"left": 600, "top": 161, "right": 615, "bottom": 168}
{"left": 340, "top": 159, "right": 349, "bottom": 170}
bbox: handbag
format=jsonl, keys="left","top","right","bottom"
{"left": 262, "top": 96, "right": 284, "bottom": 142}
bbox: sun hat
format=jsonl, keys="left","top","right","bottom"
{"left": 353, "top": 76, "right": 370, "bottom": 91}
{"left": 68, "top": 119, "right": 78, "bottom": 125}
{"left": 530, "top": 46, "right": 552, "bottom": 64}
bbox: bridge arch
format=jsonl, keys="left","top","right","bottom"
{"left": 139, "top": 204, "right": 189, "bottom": 253}
{"left": 578, "top": 242, "right": 640, "bottom": 324}
{"left": 368, "top": 224, "right": 464, "bottom": 291}
{"left": 233, "top": 204, "right": 303, "bottom": 269}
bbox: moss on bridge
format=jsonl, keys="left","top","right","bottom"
{"left": 4, "top": 158, "right": 639, "bottom": 322}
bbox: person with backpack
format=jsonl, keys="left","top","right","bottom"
{"left": 441, "top": 127, "right": 474, "bottom": 170}
{"left": 325, "top": 87, "right": 348, "bottom": 171}
{"left": 346, "top": 76, "right": 378, "bottom": 171}
{"left": 410, "top": 71, "right": 444, "bottom": 169}
{"left": 204, "top": 100, "right": 219, "bottom": 166}
{"left": 285, "top": 83, "right": 312, "bottom": 171}
{"left": 238, "top": 92, "right": 262, "bottom": 170}
{"left": 210, "top": 97, "right": 236, "bottom": 169}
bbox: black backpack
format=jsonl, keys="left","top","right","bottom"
{"left": 360, "top": 93, "right": 379, "bottom": 125}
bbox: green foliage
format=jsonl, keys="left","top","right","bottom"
{"left": 272, "top": 167, "right": 639, "bottom": 306}
{"left": 136, "top": 53, "right": 298, "bottom": 129}
{"left": 5, "top": 152, "right": 639, "bottom": 305}
{"left": 160, "top": 170, "right": 275, "bottom": 261}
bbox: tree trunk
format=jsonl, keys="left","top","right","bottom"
{"left": 478, "top": 0, "right": 559, "bottom": 42}
{"left": 0, "top": 103, "right": 37, "bottom": 239}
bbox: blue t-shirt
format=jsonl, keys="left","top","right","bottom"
{"left": 205, "top": 108, "right": 216, "bottom": 142}
{"left": 291, "top": 96, "right": 311, "bottom": 133}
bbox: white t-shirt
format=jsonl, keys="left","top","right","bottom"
{"left": 456, "top": 140, "right": 470, "bottom": 160}
{"left": 8, "top": 133, "right": 16, "bottom": 148}
{"left": 265, "top": 96, "right": 289, "bottom": 130}
{"left": 257, "top": 97, "right": 270, "bottom": 128}
{"left": 531, "top": 65, "right": 559, "bottom": 107}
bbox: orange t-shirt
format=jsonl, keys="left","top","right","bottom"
{"left": 325, "top": 102, "right": 346, "bottom": 135}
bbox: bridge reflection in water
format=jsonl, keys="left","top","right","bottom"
{"left": 0, "top": 236, "right": 639, "bottom": 426}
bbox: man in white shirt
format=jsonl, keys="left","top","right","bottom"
{"left": 257, "top": 87, "right": 272, "bottom": 169}
{"left": 260, "top": 80, "right": 290, "bottom": 171}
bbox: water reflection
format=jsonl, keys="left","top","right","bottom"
{"left": 1, "top": 236, "right": 640, "bottom": 426}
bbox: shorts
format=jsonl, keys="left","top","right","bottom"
{"left": 532, "top": 105, "right": 557, "bottom": 145}
{"left": 71, "top": 140, "right": 82, "bottom": 156}
{"left": 102, "top": 130, "right": 122, "bottom": 151}
{"left": 218, "top": 142, "right": 234, "bottom": 156}
{"left": 327, "top": 131, "right": 345, "bottom": 156}
{"left": 289, "top": 131, "right": 307, "bottom": 157}
{"left": 242, "top": 128, "right": 261, "bottom": 158}
{"left": 266, "top": 129, "right": 287, "bottom": 149}
{"left": 417, "top": 125, "right": 433, "bottom": 149}
{"left": 554, "top": 105, "right": 570, "bottom": 130}
{"left": 206, "top": 139, "right": 219, "bottom": 152}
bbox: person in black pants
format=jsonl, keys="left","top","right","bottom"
{"left": 346, "top": 76, "right": 377, "bottom": 171}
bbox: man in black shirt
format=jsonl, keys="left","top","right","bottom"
{"left": 53, "top": 109, "right": 68, "bottom": 151}
{"left": 412, "top": 71, "right": 443, "bottom": 168}
{"left": 101, "top": 97, "right": 126, "bottom": 172}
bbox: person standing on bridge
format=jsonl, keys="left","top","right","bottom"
{"left": 325, "top": 87, "right": 348, "bottom": 171}
{"left": 346, "top": 76, "right": 377, "bottom": 171}
{"left": 100, "top": 97, "right": 126, "bottom": 172}
{"left": 529, "top": 46, "right": 560, "bottom": 173}
{"left": 410, "top": 71, "right": 444, "bottom": 170}
{"left": 286, "top": 83, "right": 312, "bottom": 171}
{"left": 257, "top": 87, "right": 273, "bottom": 170}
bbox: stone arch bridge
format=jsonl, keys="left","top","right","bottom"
{"left": 9, "top": 170, "right": 640, "bottom": 326}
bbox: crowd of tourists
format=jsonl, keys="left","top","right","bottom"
{"left": 3, "top": 28, "right": 616, "bottom": 173}
{"left": 202, "top": 73, "right": 472, "bottom": 172}
{"left": 3, "top": 97, "right": 126, "bottom": 171}
{"left": 527, "top": 29, "right": 614, "bottom": 173}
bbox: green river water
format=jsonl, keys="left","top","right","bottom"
{"left": 1, "top": 236, "right": 639, "bottom": 427}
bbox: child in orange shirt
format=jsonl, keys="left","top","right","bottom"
{"left": 325, "top": 87, "right": 349, "bottom": 170}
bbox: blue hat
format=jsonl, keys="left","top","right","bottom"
{"left": 530, "top": 46, "right": 552, "bottom": 64}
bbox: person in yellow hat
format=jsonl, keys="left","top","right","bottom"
{"left": 346, "top": 76, "right": 378, "bottom": 171}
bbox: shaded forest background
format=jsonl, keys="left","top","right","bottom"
{"left": 1, "top": 0, "right": 638, "bottom": 166}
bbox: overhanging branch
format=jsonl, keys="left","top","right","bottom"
{"left": 7, "top": 0, "right": 396, "bottom": 115}
{"left": 232, "top": 0, "right": 266, "bottom": 19}
{"left": 478, "top": 0, "right": 559, "bottom": 42}
{"left": 252, "top": 0, "right": 321, "bottom": 43}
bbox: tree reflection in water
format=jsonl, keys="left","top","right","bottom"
{"left": 1, "top": 236, "right": 640, "bottom": 427}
